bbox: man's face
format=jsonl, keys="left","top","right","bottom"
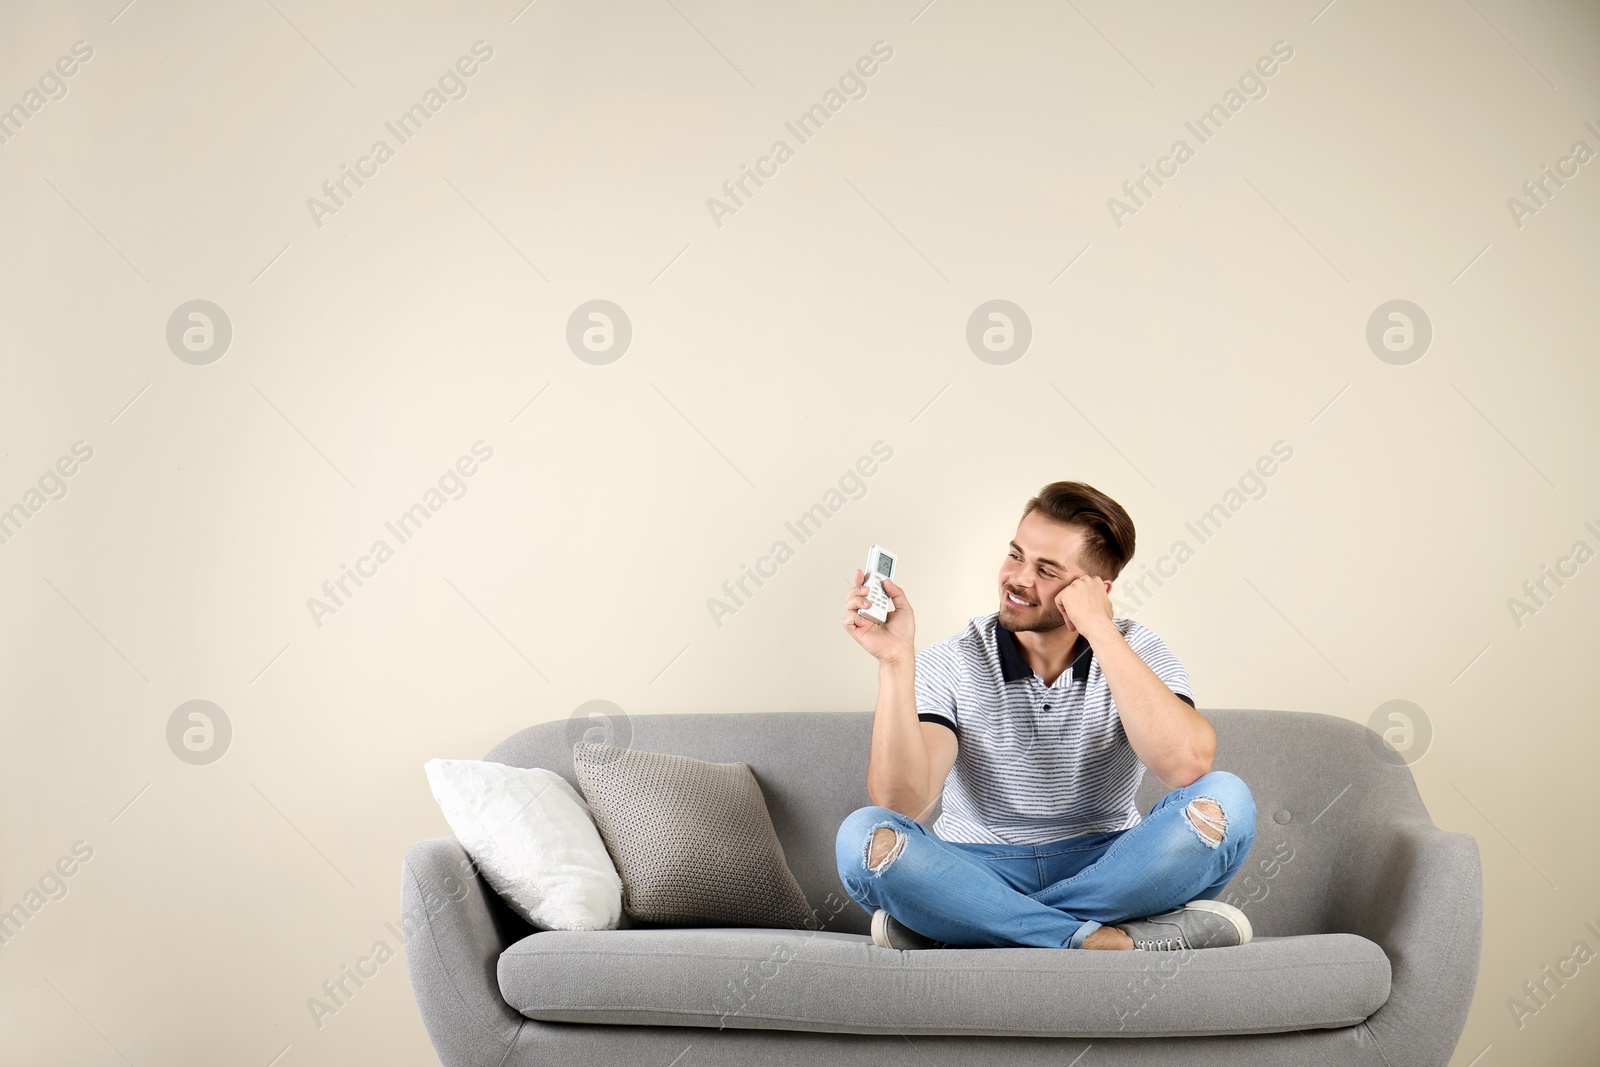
{"left": 998, "top": 514, "right": 1090, "bottom": 633}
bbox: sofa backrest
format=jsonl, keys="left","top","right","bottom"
{"left": 483, "top": 708, "right": 1430, "bottom": 938}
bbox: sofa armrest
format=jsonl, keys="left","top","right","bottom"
{"left": 1329, "top": 816, "right": 1483, "bottom": 1067}
{"left": 400, "top": 835, "right": 532, "bottom": 1067}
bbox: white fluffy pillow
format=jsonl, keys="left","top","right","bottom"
{"left": 424, "top": 758, "right": 622, "bottom": 931}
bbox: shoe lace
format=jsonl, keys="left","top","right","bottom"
{"left": 1136, "top": 935, "right": 1187, "bottom": 951}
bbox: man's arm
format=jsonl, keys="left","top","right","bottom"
{"left": 843, "top": 573, "right": 953, "bottom": 821}
{"left": 867, "top": 654, "right": 943, "bottom": 819}
{"left": 1055, "top": 574, "right": 1213, "bottom": 790}
{"left": 1080, "top": 620, "right": 1213, "bottom": 789}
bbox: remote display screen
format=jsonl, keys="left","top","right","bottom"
{"left": 875, "top": 552, "right": 892, "bottom": 577}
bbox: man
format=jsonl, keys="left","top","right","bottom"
{"left": 835, "top": 481, "right": 1256, "bottom": 951}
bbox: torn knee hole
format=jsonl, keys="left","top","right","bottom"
{"left": 1186, "top": 798, "right": 1226, "bottom": 847}
{"left": 867, "top": 826, "right": 905, "bottom": 871}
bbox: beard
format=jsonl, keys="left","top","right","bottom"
{"left": 999, "top": 591, "right": 1072, "bottom": 633}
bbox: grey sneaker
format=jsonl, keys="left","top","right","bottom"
{"left": 1114, "top": 899, "right": 1252, "bottom": 951}
{"left": 870, "top": 909, "right": 951, "bottom": 950}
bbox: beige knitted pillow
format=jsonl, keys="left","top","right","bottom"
{"left": 571, "top": 742, "right": 819, "bottom": 930}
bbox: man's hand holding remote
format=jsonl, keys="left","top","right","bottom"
{"left": 843, "top": 568, "right": 915, "bottom": 665}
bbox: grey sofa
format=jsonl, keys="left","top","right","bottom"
{"left": 401, "top": 708, "right": 1482, "bottom": 1067}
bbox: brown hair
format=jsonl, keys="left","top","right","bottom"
{"left": 1019, "top": 482, "right": 1136, "bottom": 580}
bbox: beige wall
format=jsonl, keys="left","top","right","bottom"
{"left": 2, "top": 0, "right": 1597, "bottom": 1063}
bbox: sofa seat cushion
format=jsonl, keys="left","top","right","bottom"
{"left": 497, "top": 927, "right": 1391, "bottom": 1038}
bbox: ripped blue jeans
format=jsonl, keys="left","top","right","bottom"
{"left": 834, "top": 770, "right": 1255, "bottom": 948}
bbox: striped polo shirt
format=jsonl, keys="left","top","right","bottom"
{"left": 915, "top": 612, "right": 1195, "bottom": 845}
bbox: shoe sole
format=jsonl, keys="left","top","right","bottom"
{"left": 1181, "top": 898, "right": 1253, "bottom": 946}
{"left": 870, "top": 909, "right": 892, "bottom": 949}
{"left": 871, "top": 909, "right": 945, "bottom": 949}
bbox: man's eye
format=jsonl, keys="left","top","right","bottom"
{"left": 1041, "top": 571, "right": 1056, "bottom": 580}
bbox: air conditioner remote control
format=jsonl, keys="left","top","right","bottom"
{"left": 858, "top": 544, "right": 898, "bottom": 623}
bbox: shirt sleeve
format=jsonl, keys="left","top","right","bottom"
{"left": 914, "top": 640, "right": 960, "bottom": 735}
{"left": 1125, "top": 623, "right": 1195, "bottom": 707}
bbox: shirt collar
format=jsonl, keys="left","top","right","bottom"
{"left": 995, "top": 617, "right": 1095, "bottom": 685}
